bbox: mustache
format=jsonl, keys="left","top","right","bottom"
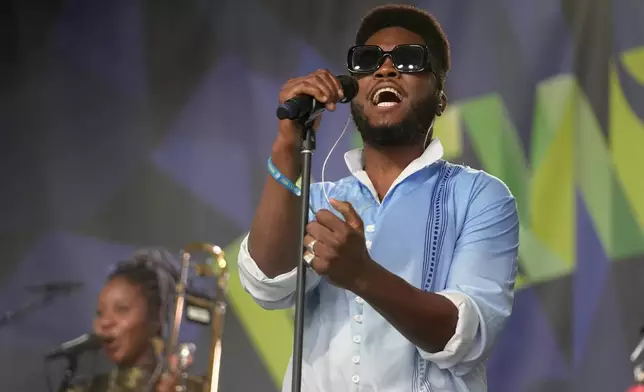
{"left": 350, "top": 92, "right": 437, "bottom": 147}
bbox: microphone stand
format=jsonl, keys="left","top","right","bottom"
{"left": 0, "top": 283, "right": 81, "bottom": 328}
{"left": 56, "top": 354, "right": 79, "bottom": 392}
{"left": 0, "top": 291, "right": 56, "bottom": 328}
{"left": 291, "top": 114, "right": 317, "bottom": 392}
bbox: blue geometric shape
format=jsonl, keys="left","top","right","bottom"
{"left": 616, "top": 53, "right": 644, "bottom": 124}
{"left": 567, "top": 196, "right": 634, "bottom": 392}
{"left": 497, "top": 0, "right": 575, "bottom": 82}
{"left": 151, "top": 55, "right": 257, "bottom": 229}
{"left": 1, "top": 1, "right": 150, "bottom": 234}
{"left": 410, "top": 0, "right": 521, "bottom": 100}
{"left": 152, "top": 38, "right": 356, "bottom": 229}
{"left": 613, "top": 0, "right": 644, "bottom": 54}
{"left": 573, "top": 191, "right": 610, "bottom": 365}
{"left": 50, "top": 0, "right": 147, "bottom": 103}
{"left": 487, "top": 287, "right": 569, "bottom": 392}
{"left": 0, "top": 231, "right": 135, "bottom": 338}
{"left": 572, "top": 267, "right": 632, "bottom": 392}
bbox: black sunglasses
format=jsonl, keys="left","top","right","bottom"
{"left": 347, "top": 44, "right": 431, "bottom": 74}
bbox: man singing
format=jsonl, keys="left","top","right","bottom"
{"left": 238, "top": 4, "right": 519, "bottom": 392}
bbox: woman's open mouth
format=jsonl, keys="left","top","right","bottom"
{"left": 103, "top": 336, "right": 118, "bottom": 352}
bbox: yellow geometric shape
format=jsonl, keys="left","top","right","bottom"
{"left": 531, "top": 75, "right": 576, "bottom": 170}
{"left": 434, "top": 105, "right": 462, "bottom": 159}
{"left": 609, "top": 60, "right": 644, "bottom": 231}
{"left": 622, "top": 47, "right": 644, "bottom": 85}
{"left": 530, "top": 93, "right": 576, "bottom": 268}
{"left": 514, "top": 274, "right": 526, "bottom": 290}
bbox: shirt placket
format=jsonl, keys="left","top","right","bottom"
{"left": 350, "top": 294, "right": 364, "bottom": 392}
{"left": 349, "top": 221, "right": 377, "bottom": 391}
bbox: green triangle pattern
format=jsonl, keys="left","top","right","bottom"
{"left": 573, "top": 75, "right": 644, "bottom": 259}
{"left": 459, "top": 94, "right": 531, "bottom": 226}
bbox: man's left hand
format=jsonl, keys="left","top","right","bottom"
{"left": 304, "top": 198, "right": 374, "bottom": 290}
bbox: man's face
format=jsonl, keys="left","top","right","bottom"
{"left": 350, "top": 26, "right": 440, "bottom": 148}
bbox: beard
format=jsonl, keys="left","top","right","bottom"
{"left": 350, "top": 91, "right": 438, "bottom": 149}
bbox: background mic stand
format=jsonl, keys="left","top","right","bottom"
{"left": 0, "top": 291, "right": 57, "bottom": 328}
{"left": 291, "top": 111, "right": 318, "bottom": 392}
{"left": 0, "top": 281, "right": 82, "bottom": 328}
{"left": 56, "top": 354, "right": 79, "bottom": 392}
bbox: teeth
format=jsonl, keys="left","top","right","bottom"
{"left": 373, "top": 87, "right": 402, "bottom": 104}
{"left": 377, "top": 102, "right": 397, "bottom": 107}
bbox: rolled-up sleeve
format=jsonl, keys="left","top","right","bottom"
{"left": 238, "top": 234, "right": 322, "bottom": 310}
{"left": 418, "top": 174, "right": 520, "bottom": 375}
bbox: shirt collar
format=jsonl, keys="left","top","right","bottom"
{"left": 343, "top": 137, "right": 444, "bottom": 175}
{"left": 342, "top": 138, "right": 444, "bottom": 202}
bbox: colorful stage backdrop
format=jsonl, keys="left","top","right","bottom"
{"left": 1, "top": 0, "right": 644, "bottom": 391}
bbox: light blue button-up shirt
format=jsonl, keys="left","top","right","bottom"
{"left": 238, "top": 139, "right": 519, "bottom": 392}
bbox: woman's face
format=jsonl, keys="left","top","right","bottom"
{"left": 93, "top": 277, "right": 154, "bottom": 366}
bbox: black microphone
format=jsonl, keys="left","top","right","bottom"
{"left": 45, "top": 333, "right": 104, "bottom": 360}
{"left": 276, "top": 74, "right": 359, "bottom": 120}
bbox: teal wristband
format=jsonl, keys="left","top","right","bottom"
{"left": 267, "top": 157, "right": 301, "bottom": 197}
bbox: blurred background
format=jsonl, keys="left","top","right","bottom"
{"left": 1, "top": 0, "right": 644, "bottom": 391}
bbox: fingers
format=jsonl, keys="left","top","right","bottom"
{"left": 156, "top": 371, "right": 178, "bottom": 392}
{"left": 303, "top": 247, "right": 330, "bottom": 273}
{"left": 306, "top": 221, "right": 338, "bottom": 247}
{"left": 167, "top": 354, "right": 179, "bottom": 370}
{"left": 304, "top": 228, "right": 338, "bottom": 259}
{"left": 314, "top": 209, "right": 352, "bottom": 235}
{"left": 326, "top": 72, "right": 345, "bottom": 100}
{"left": 157, "top": 352, "right": 194, "bottom": 392}
{"left": 303, "top": 249, "right": 321, "bottom": 270}
{"left": 281, "top": 79, "right": 330, "bottom": 105}
{"left": 329, "top": 199, "right": 364, "bottom": 232}
{"left": 312, "top": 74, "right": 338, "bottom": 111}
{"left": 312, "top": 115, "right": 322, "bottom": 130}
{"left": 280, "top": 70, "right": 344, "bottom": 112}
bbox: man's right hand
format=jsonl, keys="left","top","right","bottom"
{"left": 276, "top": 69, "right": 346, "bottom": 147}
{"left": 249, "top": 71, "right": 347, "bottom": 279}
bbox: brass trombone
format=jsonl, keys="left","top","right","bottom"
{"left": 167, "top": 243, "right": 229, "bottom": 392}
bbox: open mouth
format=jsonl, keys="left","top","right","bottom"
{"left": 103, "top": 336, "right": 117, "bottom": 350}
{"left": 372, "top": 87, "right": 403, "bottom": 107}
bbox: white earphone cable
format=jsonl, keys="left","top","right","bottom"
{"left": 319, "top": 112, "right": 435, "bottom": 206}
{"left": 321, "top": 115, "right": 353, "bottom": 206}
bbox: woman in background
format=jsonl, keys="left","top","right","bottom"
{"left": 68, "top": 249, "right": 200, "bottom": 392}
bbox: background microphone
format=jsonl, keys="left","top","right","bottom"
{"left": 45, "top": 333, "right": 104, "bottom": 360}
{"left": 276, "top": 74, "right": 358, "bottom": 120}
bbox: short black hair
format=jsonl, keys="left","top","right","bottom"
{"left": 355, "top": 4, "right": 450, "bottom": 88}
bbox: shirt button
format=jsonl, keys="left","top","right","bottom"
{"left": 352, "top": 375, "right": 360, "bottom": 384}
{"left": 365, "top": 224, "right": 375, "bottom": 233}
{"left": 365, "top": 240, "right": 372, "bottom": 249}
{"left": 354, "top": 314, "right": 363, "bottom": 323}
{"left": 352, "top": 355, "right": 360, "bottom": 364}
{"left": 353, "top": 335, "right": 361, "bottom": 344}
{"left": 355, "top": 297, "right": 364, "bottom": 304}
